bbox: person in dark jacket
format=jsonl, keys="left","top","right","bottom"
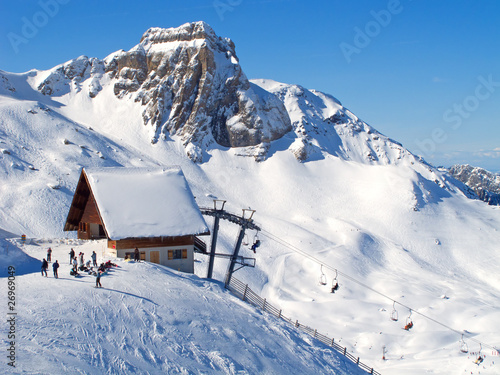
{"left": 134, "top": 247, "right": 140, "bottom": 262}
{"left": 41, "top": 258, "right": 48, "bottom": 277}
{"left": 69, "top": 248, "right": 75, "bottom": 264}
{"left": 96, "top": 270, "right": 103, "bottom": 288}
{"left": 52, "top": 260, "right": 60, "bottom": 278}
{"left": 47, "top": 247, "right": 52, "bottom": 262}
{"left": 91, "top": 251, "right": 97, "bottom": 267}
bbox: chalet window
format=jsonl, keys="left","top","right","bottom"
{"left": 168, "top": 249, "right": 188, "bottom": 260}
{"left": 78, "top": 222, "right": 88, "bottom": 232}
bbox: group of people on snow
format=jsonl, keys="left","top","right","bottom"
{"left": 40, "top": 246, "right": 130, "bottom": 288}
{"left": 42, "top": 247, "right": 106, "bottom": 287}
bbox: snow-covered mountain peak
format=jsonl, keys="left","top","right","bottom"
{"left": 140, "top": 21, "right": 236, "bottom": 56}
{"left": 29, "top": 22, "right": 292, "bottom": 161}
{"left": 2, "top": 21, "right": 433, "bottom": 167}
{"left": 252, "top": 78, "right": 416, "bottom": 166}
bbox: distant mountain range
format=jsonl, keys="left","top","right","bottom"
{"left": 448, "top": 164, "right": 500, "bottom": 205}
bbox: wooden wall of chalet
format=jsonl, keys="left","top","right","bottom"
{"left": 81, "top": 194, "right": 102, "bottom": 225}
{"left": 78, "top": 225, "right": 90, "bottom": 240}
{"left": 77, "top": 194, "right": 103, "bottom": 240}
{"left": 108, "top": 235, "right": 194, "bottom": 250}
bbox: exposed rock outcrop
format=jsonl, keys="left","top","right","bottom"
{"left": 37, "top": 56, "right": 103, "bottom": 97}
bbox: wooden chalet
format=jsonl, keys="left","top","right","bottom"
{"left": 64, "top": 167, "right": 209, "bottom": 273}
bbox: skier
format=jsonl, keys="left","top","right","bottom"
{"left": 250, "top": 239, "right": 261, "bottom": 253}
{"left": 134, "top": 247, "right": 140, "bottom": 262}
{"left": 69, "top": 248, "right": 75, "bottom": 264}
{"left": 52, "top": 260, "right": 59, "bottom": 278}
{"left": 79, "top": 252, "right": 84, "bottom": 267}
{"left": 72, "top": 256, "right": 78, "bottom": 273}
{"left": 47, "top": 247, "right": 52, "bottom": 262}
{"left": 91, "top": 251, "right": 97, "bottom": 267}
{"left": 331, "top": 282, "right": 339, "bottom": 293}
{"left": 95, "top": 270, "right": 103, "bottom": 288}
{"left": 41, "top": 258, "right": 48, "bottom": 277}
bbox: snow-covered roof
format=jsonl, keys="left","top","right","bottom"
{"left": 83, "top": 167, "right": 209, "bottom": 240}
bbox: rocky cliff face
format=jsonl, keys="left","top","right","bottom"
{"left": 448, "top": 164, "right": 500, "bottom": 205}
{"left": 29, "top": 21, "right": 435, "bottom": 168}
{"left": 36, "top": 21, "right": 292, "bottom": 162}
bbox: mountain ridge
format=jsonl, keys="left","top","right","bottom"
{"left": 2, "top": 21, "right": 425, "bottom": 167}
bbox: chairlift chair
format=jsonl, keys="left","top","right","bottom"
{"left": 460, "top": 334, "right": 468, "bottom": 354}
{"left": 331, "top": 269, "right": 339, "bottom": 293}
{"left": 250, "top": 232, "right": 261, "bottom": 253}
{"left": 390, "top": 301, "right": 399, "bottom": 321}
{"left": 404, "top": 309, "right": 413, "bottom": 330}
{"left": 474, "top": 343, "right": 483, "bottom": 365}
{"left": 319, "top": 265, "right": 327, "bottom": 286}
{"left": 242, "top": 233, "right": 249, "bottom": 246}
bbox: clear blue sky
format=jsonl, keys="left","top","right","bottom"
{"left": 1, "top": 0, "right": 499, "bottom": 172}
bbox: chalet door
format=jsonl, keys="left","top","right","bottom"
{"left": 150, "top": 251, "right": 160, "bottom": 264}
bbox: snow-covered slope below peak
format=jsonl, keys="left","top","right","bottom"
{"left": 252, "top": 78, "right": 416, "bottom": 166}
{"left": 0, "top": 95, "right": 167, "bottom": 238}
{"left": 196, "top": 150, "right": 500, "bottom": 375}
{"left": 0, "top": 70, "right": 16, "bottom": 93}
{"left": 2, "top": 238, "right": 364, "bottom": 375}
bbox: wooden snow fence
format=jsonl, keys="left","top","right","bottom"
{"left": 226, "top": 277, "right": 381, "bottom": 375}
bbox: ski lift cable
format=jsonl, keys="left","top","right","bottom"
{"left": 258, "top": 229, "right": 498, "bottom": 352}
{"left": 260, "top": 230, "right": 496, "bottom": 350}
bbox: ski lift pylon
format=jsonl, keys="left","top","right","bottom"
{"left": 319, "top": 265, "right": 327, "bottom": 285}
{"left": 390, "top": 301, "right": 399, "bottom": 321}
